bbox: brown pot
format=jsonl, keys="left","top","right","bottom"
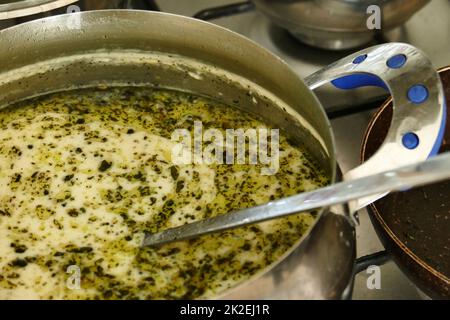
{"left": 361, "top": 66, "right": 450, "bottom": 299}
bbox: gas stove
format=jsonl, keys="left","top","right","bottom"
{"left": 146, "top": 0, "right": 450, "bottom": 299}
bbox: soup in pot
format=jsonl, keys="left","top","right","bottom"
{"left": 0, "top": 87, "right": 328, "bottom": 299}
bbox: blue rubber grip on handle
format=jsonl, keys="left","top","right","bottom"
{"left": 430, "top": 100, "right": 447, "bottom": 157}
{"left": 331, "top": 74, "right": 389, "bottom": 91}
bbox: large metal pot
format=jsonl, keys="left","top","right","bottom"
{"left": 252, "top": 0, "right": 430, "bottom": 50}
{"left": 0, "top": 10, "right": 445, "bottom": 299}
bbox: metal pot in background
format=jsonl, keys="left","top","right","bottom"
{"left": 0, "top": 10, "right": 445, "bottom": 299}
{"left": 252, "top": 0, "right": 430, "bottom": 50}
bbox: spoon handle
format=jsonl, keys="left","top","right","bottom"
{"left": 143, "top": 152, "right": 450, "bottom": 247}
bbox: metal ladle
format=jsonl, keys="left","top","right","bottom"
{"left": 142, "top": 152, "right": 450, "bottom": 247}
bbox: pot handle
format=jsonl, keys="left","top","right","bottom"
{"left": 305, "top": 42, "right": 446, "bottom": 212}
{"left": 354, "top": 251, "right": 390, "bottom": 275}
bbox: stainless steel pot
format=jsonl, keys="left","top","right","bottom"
{"left": 0, "top": 10, "right": 445, "bottom": 299}
{"left": 252, "top": 0, "right": 430, "bottom": 50}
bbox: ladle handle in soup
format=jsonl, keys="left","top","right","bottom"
{"left": 304, "top": 42, "right": 446, "bottom": 212}
{"left": 142, "top": 152, "right": 450, "bottom": 247}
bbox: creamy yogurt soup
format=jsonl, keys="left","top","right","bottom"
{"left": 0, "top": 87, "right": 328, "bottom": 299}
